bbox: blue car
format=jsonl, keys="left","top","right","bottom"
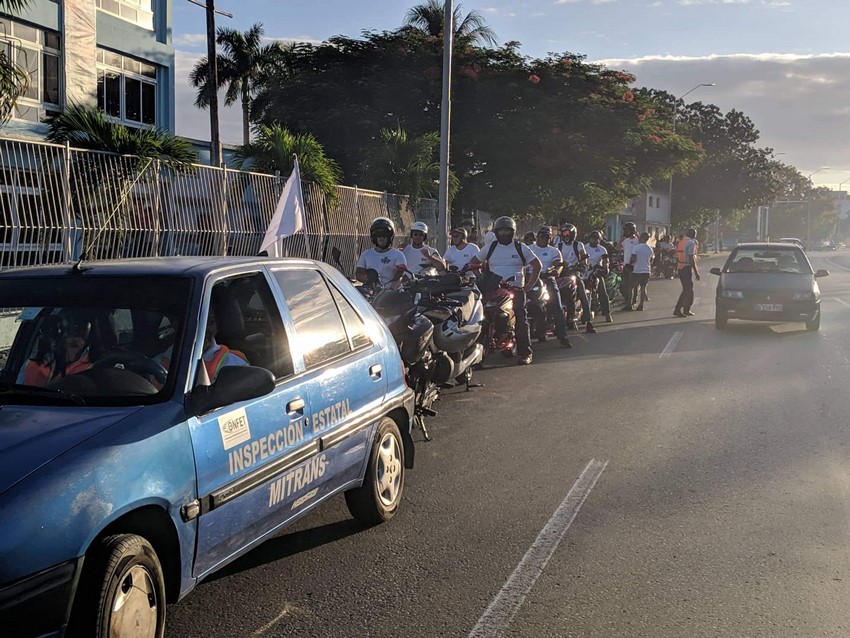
{"left": 0, "top": 257, "right": 414, "bottom": 637}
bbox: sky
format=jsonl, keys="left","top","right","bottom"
{"left": 173, "top": 0, "right": 850, "bottom": 187}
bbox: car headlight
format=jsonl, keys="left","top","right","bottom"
{"left": 792, "top": 291, "right": 816, "bottom": 301}
{"left": 721, "top": 290, "right": 744, "bottom": 299}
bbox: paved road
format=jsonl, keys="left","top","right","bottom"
{"left": 167, "top": 253, "right": 850, "bottom": 638}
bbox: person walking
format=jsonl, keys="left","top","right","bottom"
{"left": 628, "top": 232, "right": 654, "bottom": 311}
{"left": 674, "top": 228, "right": 701, "bottom": 317}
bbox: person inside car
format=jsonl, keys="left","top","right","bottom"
{"left": 201, "top": 307, "right": 248, "bottom": 382}
{"left": 19, "top": 312, "right": 93, "bottom": 386}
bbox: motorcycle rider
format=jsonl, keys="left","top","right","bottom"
{"left": 556, "top": 223, "right": 596, "bottom": 334}
{"left": 586, "top": 230, "right": 613, "bottom": 323}
{"left": 355, "top": 217, "right": 408, "bottom": 287}
{"left": 618, "top": 222, "right": 640, "bottom": 310}
{"left": 529, "top": 226, "right": 572, "bottom": 347}
{"left": 401, "top": 221, "right": 446, "bottom": 274}
{"left": 523, "top": 231, "right": 537, "bottom": 246}
{"left": 468, "top": 216, "right": 541, "bottom": 366}
{"left": 444, "top": 227, "right": 480, "bottom": 278}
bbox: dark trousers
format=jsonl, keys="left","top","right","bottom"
{"left": 676, "top": 266, "right": 694, "bottom": 311}
{"left": 543, "top": 278, "right": 567, "bottom": 340}
{"left": 632, "top": 273, "right": 650, "bottom": 305}
{"left": 566, "top": 276, "right": 592, "bottom": 322}
{"left": 591, "top": 275, "right": 611, "bottom": 316}
{"left": 621, "top": 270, "right": 639, "bottom": 308}
{"left": 513, "top": 290, "right": 532, "bottom": 357}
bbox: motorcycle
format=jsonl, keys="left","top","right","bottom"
{"left": 654, "top": 251, "right": 677, "bottom": 279}
{"left": 526, "top": 275, "right": 551, "bottom": 341}
{"left": 605, "top": 260, "right": 624, "bottom": 304}
{"left": 584, "top": 263, "right": 609, "bottom": 315}
{"left": 557, "top": 267, "right": 587, "bottom": 325}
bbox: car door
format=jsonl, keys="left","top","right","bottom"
{"left": 268, "top": 266, "right": 388, "bottom": 500}
{"left": 187, "top": 271, "right": 319, "bottom": 579}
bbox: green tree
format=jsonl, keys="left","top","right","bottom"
{"left": 0, "top": 0, "right": 32, "bottom": 124}
{"left": 233, "top": 124, "right": 342, "bottom": 200}
{"left": 190, "top": 23, "right": 283, "bottom": 145}
{"left": 361, "top": 125, "right": 457, "bottom": 206}
{"left": 404, "top": 0, "right": 497, "bottom": 46}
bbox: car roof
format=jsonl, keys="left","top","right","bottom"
{"left": 733, "top": 242, "right": 803, "bottom": 250}
{"left": 0, "top": 256, "right": 322, "bottom": 279}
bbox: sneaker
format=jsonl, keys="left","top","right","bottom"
{"left": 684, "top": 310, "right": 695, "bottom": 316}
{"left": 586, "top": 322, "right": 597, "bottom": 333}
{"left": 518, "top": 355, "right": 532, "bottom": 365}
{"left": 673, "top": 309, "right": 686, "bottom": 317}
{"left": 560, "top": 338, "right": 572, "bottom": 348}
{"left": 605, "top": 315, "right": 613, "bottom": 323}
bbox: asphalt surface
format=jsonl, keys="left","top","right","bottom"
{"left": 167, "top": 252, "right": 850, "bottom": 638}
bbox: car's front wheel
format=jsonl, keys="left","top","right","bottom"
{"left": 345, "top": 417, "right": 405, "bottom": 525}
{"left": 71, "top": 534, "right": 166, "bottom": 638}
{"left": 806, "top": 311, "right": 821, "bottom": 332}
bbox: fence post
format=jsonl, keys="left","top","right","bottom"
{"left": 221, "top": 164, "right": 229, "bottom": 257}
{"left": 62, "top": 141, "right": 73, "bottom": 262}
{"left": 152, "top": 158, "right": 161, "bottom": 257}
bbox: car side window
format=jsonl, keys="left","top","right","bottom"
{"left": 207, "top": 273, "right": 294, "bottom": 381}
{"left": 272, "top": 269, "right": 351, "bottom": 368}
{"left": 329, "top": 282, "right": 372, "bottom": 350}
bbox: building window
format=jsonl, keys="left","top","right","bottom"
{"left": 95, "top": 0, "right": 155, "bottom": 31}
{"left": 0, "top": 17, "right": 62, "bottom": 124}
{"left": 96, "top": 48, "right": 158, "bottom": 127}
{"left": 648, "top": 195, "right": 654, "bottom": 208}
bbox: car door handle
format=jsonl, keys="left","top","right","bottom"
{"left": 287, "top": 398, "right": 305, "bottom": 414}
{"left": 369, "top": 364, "right": 382, "bottom": 379}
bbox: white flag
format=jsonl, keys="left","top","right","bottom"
{"left": 259, "top": 159, "right": 310, "bottom": 258}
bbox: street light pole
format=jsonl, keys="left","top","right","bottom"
{"left": 669, "top": 83, "right": 715, "bottom": 230}
{"left": 436, "top": 0, "right": 454, "bottom": 254}
{"left": 806, "top": 167, "right": 830, "bottom": 246}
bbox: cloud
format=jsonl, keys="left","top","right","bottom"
{"left": 594, "top": 52, "right": 850, "bottom": 184}
{"left": 555, "top": 0, "right": 617, "bottom": 4}
{"left": 173, "top": 33, "right": 207, "bottom": 48}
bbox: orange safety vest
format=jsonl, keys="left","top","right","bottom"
{"left": 203, "top": 345, "right": 247, "bottom": 381}
{"left": 23, "top": 354, "right": 92, "bottom": 386}
{"left": 676, "top": 239, "right": 693, "bottom": 269}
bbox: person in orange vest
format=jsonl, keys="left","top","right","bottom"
{"left": 674, "top": 228, "right": 701, "bottom": 317}
{"left": 201, "top": 307, "right": 249, "bottom": 382}
{"left": 19, "top": 315, "right": 93, "bottom": 386}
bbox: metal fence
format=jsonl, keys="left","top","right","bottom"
{"left": 0, "top": 137, "right": 437, "bottom": 277}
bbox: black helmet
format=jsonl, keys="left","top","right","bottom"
{"left": 370, "top": 217, "right": 395, "bottom": 245}
{"left": 561, "top": 224, "right": 577, "bottom": 241}
{"left": 623, "top": 222, "right": 637, "bottom": 236}
{"left": 538, "top": 225, "right": 553, "bottom": 237}
{"left": 589, "top": 230, "right": 601, "bottom": 241}
{"left": 494, "top": 216, "right": 516, "bottom": 232}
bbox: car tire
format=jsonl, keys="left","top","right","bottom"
{"left": 715, "top": 312, "right": 727, "bottom": 330}
{"left": 806, "top": 311, "right": 821, "bottom": 332}
{"left": 71, "top": 534, "right": 166, "bottom": 638}
{"left": 345, "top": 417, "right": 405, "bottom": 525}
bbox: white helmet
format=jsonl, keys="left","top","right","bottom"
{"left": 411, "top": 221, "right": 429, "bottom": 235}
{"left": 431, "top": 317, "right": 481, "bottom": 353}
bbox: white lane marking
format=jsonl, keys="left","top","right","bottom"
{"left": 660, "top": 331, "right": 684, "bottom": 359}
{"left": 468, "top": 459, "right": 608, "bottom": 638}
{"left": 826, "top": 256, "right": 850, "bottom": 273}
{"left": 252, "top": 604, "right": 296, "bottom": 636}
{"left": 833, "top": 297, "right": 850, "bottom": 309}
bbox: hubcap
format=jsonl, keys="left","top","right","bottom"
{"left": 110, "top": 565, "right": 158, "bottom": 638}
{"left": 376, "top": 432, "right": 402, "bottom": 507}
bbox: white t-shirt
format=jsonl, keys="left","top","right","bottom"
{"left": 631, "top": 243, "right": 654, "bottom": 274}
{"left": 558, "top": 240, "right": 585, "bottom": 268}
{"left": 402, "top": 243, "right": 441, "bottom": 274}
{"left": 477, "top": 241, "right": 538, "bottom": 284}
{"left": 356, "top": 247, "right": 407, "bottom": 286}
{"left": 586, "top": 244, "right": 609, "bottom": 267}
{"left": 444, "top": 243, "right": 479, "bottom": 273}
{"left": 528, "top": 243, "right": 563, "bottom": 271}
{"left": 621, "top": 236, "right": 639, "bottom": 264}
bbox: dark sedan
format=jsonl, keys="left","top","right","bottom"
{"left": 711, "top": 242, "right": 829, "bottom": 331}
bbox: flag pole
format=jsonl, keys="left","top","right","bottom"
{"left": 293, "top": 154, "right": 312, "bottom": 260}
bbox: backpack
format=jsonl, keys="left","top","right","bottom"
{"left": 557, "top": 239, "right": 581, "bottom": 264}
{"left": 485, "top": 239, "right": 527, "bottom": 266}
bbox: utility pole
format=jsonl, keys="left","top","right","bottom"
{"left": 187, "top": 0, "right": 233, "bottom": 167}
{"left": 436, "top": 0, "right": 453, "bottom": 253}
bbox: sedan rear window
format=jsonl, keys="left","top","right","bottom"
{"left": 0, "top": 276, "right": 192, "bottom": 405}
{"left": 725, "top": 248, "right": 811, "bottom": 274}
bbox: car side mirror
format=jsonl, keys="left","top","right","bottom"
{"left": 190, "top": 365, "right": 275, "bottom": 415}
{"left": 815, "top": 269, "right": 830, "bottom": 278}
{"left": 710, "top": 267, "right": 721, "bottom": 275}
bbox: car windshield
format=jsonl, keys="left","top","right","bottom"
{"left": 0, "top": 276, "right": 192, "bottom": 406}
{"left": 725, "top": 248, "right": 812, "bottom": 274}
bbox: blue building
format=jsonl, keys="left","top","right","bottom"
{"left": 0, "top": 0, "right": 175, "bottom": 138}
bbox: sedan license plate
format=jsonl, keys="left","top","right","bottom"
{"left": 755, "top": 303, "right": 783, "bottom": 312}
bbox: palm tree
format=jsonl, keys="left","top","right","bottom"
{"left": 233, "top": 124, "right": 342, "bottom": 201}
{"left": 404, "top": 0, "right": 497, "bottom": 47}
{"left": 361, "top": 125, "right": 458, "bottom": 206}
{"left": 46, "top": 104, "right": 197, "bottom": 170}
{"left": 0, "top": 0, "right": 32, "bottom": 124}
{"left": 190, "top": 23, "right": 282, "bottom": 145}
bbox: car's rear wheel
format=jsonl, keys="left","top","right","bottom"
{"left": 715, "top": 311, "right": 727, "bottom": 330}
{"left": 71, "top": 534, "right": 166, "bottom": 638}
{"left": 806, "top": 311, "right": 821, "bottom": 332}
{"left": 346, "top": 417, "right": 405, "bottom": 525}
